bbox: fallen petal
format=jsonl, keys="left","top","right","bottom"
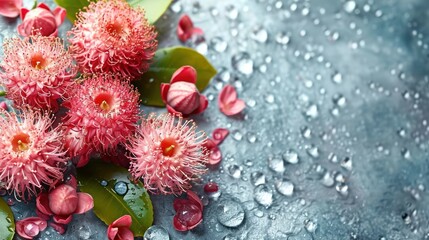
{"left": 212, "top": 128, "right": 229, "bottom": 145}
{"left": 218, "top": 84, "right": 238, "bottom": 106}
{"left": 53, "top": 214, "right": 73, "bottom": 225}
{"left": 187, "top": 191, "right": 203, "bottom": 211}
{"left": 177, "top": 15, "right": 194, "bottom": 42}
{"left": 16, "top": 217, "right": 47, "bottom": 240}
{"left": 208, "top": 147, "right": 222, "bottom": 165}
{"left": 222, "top": 99, "right": 246, "bottom": 116}
{"left": 75, "top": 192, "right": 94, "bottom": 214}
{"left": 49, "top": 222, "right": 66, "bottom": 235}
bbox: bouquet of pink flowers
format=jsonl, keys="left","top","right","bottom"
{"left": 0, "top": 0, "right": 245, "bottom": 239}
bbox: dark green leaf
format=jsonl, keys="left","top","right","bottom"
{"left": 53, "top": 0, "right": 93, "bottom": 22}
{"left": 133, "top": 47, "right": 217, "bottom": 107}
{"left": 77, "top": 160, "right": 153, "bottom": 237}
{"left": 127, "top": 0, "right": 172, "bottom": 23}
{"left": 0, "top": 198, "right": 15, "bottom": 240}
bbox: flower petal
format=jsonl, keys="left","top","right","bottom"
{"left": 75, "top": 192, "right": 94, "bottom": 214}
{"left": 52, "top": 7, "right": 66, "bottom": 26}
{"left": 218, "top": 84, "right": 238, "bottom": 106}
{"left": 177, "top": 15, "right": 194, "bottom": 42}
{"left": 0, "top": 0, "right": 22, "bottom": 18}
{"left": 16, "top": 217, "right": 47, "bottom": 239}
{"left": 223, "top": 99, "right": 246, "bottom": 116}
{"left": 36, "top": 193, "right": 53, "bottom": 216}
{"left": 48, "top": 184, "right": 78, "bottom": 216}
{"left": 107, "top": 226, "right": 118, "bottom": 240}
{"left": 37, "top": 2, "right": 51, "bottom": 11}
{"left": 117, "top": 227, "right": 134, "bottom": 240}
{"left": 20, "top": 7, "right": 29, "bottom": 20}
{"left": 49, "top": 222, "right": 66, "bottom": 235}
{"left": 173, "top": 215, "right": 188, "bottom": 231}
{"left": 53, "top": 214, "right": 73, "bottom": 225}
{"left": 212, "top": 128, "right": 229, "bottom": 145}
{"left": 160, "top": 83, "right": 170, "bottom": 103}
{"left": 187, "top": 191, "right": 203, "bottom": 211}
{"left": 208, "top": 147, "right": 222, "bottom": 165}
{"left": 173, "top": 199, "right": 189, "bottom": 212}
{"left": 192, "top": 95, "right": 208, "bottom": 115}
{"left": 166, "top": 104, "right": 182, "bottom": 116}
{"left": 171, "top": 66, "right": 197, "bottom": 84}
{"left": 111, "top": 215, "right": 132, "bottom": 228}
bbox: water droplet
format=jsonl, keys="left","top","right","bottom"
{"left": 144, "top": 225, "right": 170, "bottom": 240}
{"left": 225, "top": 5, "right": 239, "bottom": 20}
{"left": 332, "top": 72, "right": 343, "bottom": 84}
{"left": 227, "top": 164, "right": 242, "bottom": 179}
{"left": 204, "top": 182, "right": 219, "bottom": 193}
{"left": 340, "top": 157, "right": 353, "bottom": 171}
{"left": 216, "top": 200, "right": 245, "bottom": 228}
{"left": 268, "top": 155, "right": 285, "bottom": 173}
{"left": 250, "top": 171, "right": 266, "bottom": 186}
{"left": 301, "top": 126, "right": 312, "bottom": 139}
{"left": 246, "top": 132, "right": 257, "bottom": 143}
{"left": 375, "top": 9, "right": 383, "bottom": 17}
{"left": 216, "top": 67, "right": 231, "bottom": 83}
{"left": 276, "top": 32, "right": 290, "bottom": 45}
{"left": 211, "top": 37, "right": 228, "bottom": 53}
{"left": 307, "top": 145, "right": 320, "bottom": 158}
{"left": 305, "top": 104, "right": 319, "bottom": 119}
{"left": 275, "top": 179, "right": 294, "bottom": 196}
{"left": 282, "top": 150, "right": 299, "bottom": 164}
{"left": 401, "top": 148, "right": 411, "bottom": 159}
{"left": 333, "top": 94, "right": 347, "bottom": 107}
{"left": 100, "top": 180, "right": 108, "bottom": 187}
{"left": 254, "top": 184, "right": 273, "bottom": 208}
{"left": 264, "top": 94, "right": 275, "bottom": 103}
{"left": 191, "top": 36, "right": 208, "bottom": 55}
{"left": 251, "top": 26, "right": 268, "bottom": 43}
{"left": 321, "top": 172, "right": 335, "bottom": 187}
{"left": 336, "top": 183, "right": 349, "bottom": 197}
{"left": 304, "top": 219, "right": 317, "bottom": 233}
{"left": 232, "top": 130, "right": 243, "bottom": 141}
{"left": 397, "top": 128, "right": 406, "bottom": 138}
{"left": 114, "top": 181, "right": 128, "bottom": 196}
{"left": 301, "top": 7, "right": 310, "bottom": 16}
{"left": 343, "top": 1, "right": 356, "bottom": 13}
{"left": 232, "top": 52, "right": 253, "bottom": 75}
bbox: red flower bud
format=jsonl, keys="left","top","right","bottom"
{"left": 17, "top": 3, "right": 66, "bottom": 37}
{"left": 48, "top": 184, "right": 78, "bottom": 216}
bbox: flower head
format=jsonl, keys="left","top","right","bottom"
{"left": 63, "top": 74, "right": 140, "bottom": 167}
{"left": 127, "top": 113, "right": 208, "bottom": 195}
{"left": 0, "top": 109, "right": 68, "bottom": 199}
{"left": 161, "top": 66, "right": 208, "bottom": 116}
{"left": 0, "top": 0, "right": 22, "bottom": 18}
{"left": 68, "top": 0, "right": 158, "bottom": 79}
{"left": 18, "top": 3, "right": 66, "bottom": 37}
{"left": 0, "top": 35, "right": 76, "bottom": 111}
{"left": 107, "top": 215, "right": 134, "bottom": 240}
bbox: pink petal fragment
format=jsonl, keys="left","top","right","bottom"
{"left": 75, "top": 192, "right": 94, "bottom": 214}
{"left": 160, "top": 83, "right": 170, "bottom": 103}
{"left": 36, "top": 193, "right": 53, "bottom": 216}
{"left": 208, "top": 147, "right": 222, "bottom": 165}
{"left": 0, "top": 0, "right": 22, "bottom": 18}
{"left": 173, "top": 215, "right": 188, "bottom": 231}
{"left": 177, "top": 15, "right": 194, "bottom": 42}
{"left": 49, "top": 222, "right": 66, "bottom": 235}
{"left": 223, "top": 99, "right": 246, "bottom": 116}
{"left": 212, "top": 128, "right": 229, "bottom": 145}
{"left": 52, "top": 7, "right": 66, "bottom": 26}
{"left": 170, "top": 66, "right": 197, "bottom": 84}
{"left": 37, "top": 2, "right": 51, "bottom": 11}
{"left": 112, "top": 215, "right": 132, "bottom": 228}
{"left": 187, "top": 191, "right": 203, "bottom": 211}
{"left": 53, "top": 214, "right": 73, "bottom": 225}
{"left": 20, "top": 7, "right": 28, "bottom": 20}
{"left": 16, "top": 217, "right": 47, "bottom": 240}
{"left": 218, "top": 84, "right": 237, "bottom": 106}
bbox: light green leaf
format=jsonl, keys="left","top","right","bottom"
{"left": 127, "top": 0, "right": 172, "bottom": 24}
{"left": 77, "top": 160, "right": 153, "bottom": 237}
{"left": 53, "top": 0, "right": 93, "bottom": 22}
{"left": 0, "top": 198, "right": 15, "bottom": 240}
{"left": 133, "top": 47, "right": 217, "bottom": 107}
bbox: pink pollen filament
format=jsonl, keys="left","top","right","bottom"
{"left": 94, "top": 92, "right": 114, "bottom": 112}
{"left": 11, "top": 132, "right": 31, "bottom": 152}
{"left": 30, "top": 53, "right": 48, "bottom": 70}
{"left": 161, "top": 138, "right": 178, "bottom": 157}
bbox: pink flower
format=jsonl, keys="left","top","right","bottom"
{"left": 0, "top": 109, "right": 67, "bottom": 199}
{"left": 177, "top": 15, "right": 203, "bottom": 43}
{"left": 161, "top": 66, "right": 208, "bottom": 116}
{"left": 0, "top": 35, "right": 76, "bottom": 111}
{"left": 173, "top": 191, "right": 203, "bottom": 231}
{"left": 16, "top": 217, "right": 47, "bottom": 239}
{"left": 36, "top": 184, "right": 93, "bottom": 231}
{"left": 68, "top": 0, "right": 158, "bottom": 79}
{"left": 63, "top": 75, "right": 140, "bottom": 167}
{"left": 17, "top": 3, "right": 66, "bottom": 37}
{"left": 218, "top": 84, "right": 245, "bottom": 116}
{"left": 107, "top": 215, "right": 134, "bottom": 240}
{"left": 0, "top": 0, "right": 22, "bottom": 18}
{"left": 127, "top": 113, "right": 208, "bottom": 195}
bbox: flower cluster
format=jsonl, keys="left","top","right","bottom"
{"left": 0, "top": 0, "right": 241, "bottom": 238}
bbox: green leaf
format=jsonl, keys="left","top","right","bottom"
{"left": 53, "top": 0, "right": 93, "bottom": 22}
{"left": 77, "top": 160, "right": 153, "bottom": 237}
{"left": 0, "top": 198, "right": 15, "bottom": 240}
{"left": 127, "top": 0, "right": 172, "bottom": 24}
{"left": 133, "top": 47, "right": 217, "bottom": 107}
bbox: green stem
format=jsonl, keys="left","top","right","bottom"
{"left": 0, "top": 91, "right": 6, "bottom": 97}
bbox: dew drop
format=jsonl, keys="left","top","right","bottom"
{"left": 343, "top": 1, "right": 356, "bottom": 13}
{"left": 216, "top": 200, "right": 245, "bottom": 228}
{"left": 227, "top": 164, "right": 242, "bottom": 179}
{"left": 282, "top": 150, "right": 299, "bottom": 164}
{"left": 144, "top": 225, "right": 170, "bottom": 240}
{"left": 254, "top": 184, "right": 273, "bottom": 208}
{"left": 232, "top": 52, "right": 253, "bottom": 75}
{"left": 211, "top": 37, "right": 228, "bottom": 53}
{"left": 275, "top": 179, "right": 294, "bottom": 196}
{"left": 114, "top": 181, "right": 128, "bottom": 196}
{"left": 250, "top": 171, "right": 266, "bottom": 186}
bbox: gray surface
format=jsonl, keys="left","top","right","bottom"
{"left": 1, "top": 0, "right": 429, "bottom": 239}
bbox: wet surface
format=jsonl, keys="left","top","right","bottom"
{"left": 2, "top": 0, "right": 429, "bottom": 239}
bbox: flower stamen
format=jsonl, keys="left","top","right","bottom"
{"left": 11, "top": 133, "right": 31, "bottom": 152}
